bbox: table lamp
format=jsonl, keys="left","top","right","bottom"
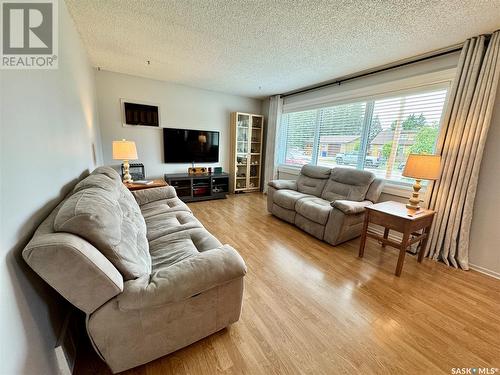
{"left": 112, "top": 139, "right": 138, "bottom": 183}
{"left": 402, "top": 154, "right": 441, "bottom": 210}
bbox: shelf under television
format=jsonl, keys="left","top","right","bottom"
{"left": 165, "top": 172, "right": 229, "bottom": 203}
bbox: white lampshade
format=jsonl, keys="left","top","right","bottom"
{"left": 402, "top": 154, "right": 441, "bottom": 180}
{"left": 112, "top": 139, "right": 138, "bottom": 160}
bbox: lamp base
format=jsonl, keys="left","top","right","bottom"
{"left": 122, "top": 160, "right": 133, "bottom": 183}
{"left": 406, "top": 203, "right": 421, "bottom": 210}
{"left": 406, "top": 179, "right": 422, "bottom": 210}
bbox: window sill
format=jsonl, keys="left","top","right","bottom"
{"left": 382, "top": 183, "right": 418, "bottom": 198}
{"left": 277, "top": 164, "right": 302, "bottom": 176}
{"left": 276, "top": 164, "right": 424, "bottom": 198}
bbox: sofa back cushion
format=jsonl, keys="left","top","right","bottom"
{"left": 73, "top": 172, "right": 117, "bottom": 194}
{"left": 321, "top": 168, "right": 375, "bottom": 202}
{"left": 296, "top": 164, "right": 331, "bottom": 196}
{"left": 365, "top": 178, "right": 385, "bottom": 203}
{"left": 54, "top": 169, "right": 151, "bottom": 280}
{"left": 91, "top": 165, "right": 124, "bottom": 182}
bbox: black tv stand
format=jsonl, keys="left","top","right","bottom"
{"left": 164, "top": 172, "right": 229, "bottom": 203}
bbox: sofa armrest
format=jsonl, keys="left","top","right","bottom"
{"left": 268, "top": 179, "right": 297, "bottom": 190}
{"left": 23, "top": 233, "right": 124, "bottom": 314}
{"left": 131, "top": 186, "right": 177, "bottom": 206}
{"left": 117, "top": 245, "right": 247, "bottom": 310}
{"left": 331, "top": 200, "right": 373, "bottom": 214}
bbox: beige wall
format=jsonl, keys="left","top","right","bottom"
{"left": 469, "top": 85, "right": 500, "bottom": 278}
{"left": 0, "top": 1, "right": 101, "bottom": 373}
{"left": 95, "top": 71, "right": 263, "bottom": 178}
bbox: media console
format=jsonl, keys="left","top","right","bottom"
{"left": 164, "top": 172, "right": 229, "bottom": 202}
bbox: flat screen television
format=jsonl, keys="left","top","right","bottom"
{"left": 163, "top": 128, "right": 219, "bottom": 163}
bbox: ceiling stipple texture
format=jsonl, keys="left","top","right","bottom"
{"left": 65, "top": 0, "right": 500, "bottom": 98}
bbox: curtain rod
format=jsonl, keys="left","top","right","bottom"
{"left": 280, "top": 44, "right": 464, "bottom": 99}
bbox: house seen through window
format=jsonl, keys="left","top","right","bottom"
{"left": 279, "top": 87, "right": 449, "bottom": 184}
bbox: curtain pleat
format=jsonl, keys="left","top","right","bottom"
{"left": 263, "top": 95, "right": 282, "bottom": 192}
{"left": 426, "top": 31, "right": 500, "bottom": 269}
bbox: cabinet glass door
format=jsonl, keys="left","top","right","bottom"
{"left": 235, "top": 113, "right": 250, "bottom": 190}
{"left": 249, "top": 116, "right": 262, "bottom": 189}
{"left": 237, "top": 113, "right": 250, "bottom": 154}
{"left": 235, "top": 154, "right": 248, "bottom": 190}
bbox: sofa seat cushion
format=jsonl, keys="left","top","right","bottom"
{"left": 54, "top": 184, "right": 151, "bottom": 281}
{"left": 295, "top": 197, "right": 332, "bottom": 225}
{"left": 117, "top": 244, "right": 246, "bottom": 310}
{"left": 149, "top": 228, "right": 222, "bottom": 271}
{"left": 145, "top": 211, "right": 203, "bottom": 241}
{"left": 140, "top": 197, "right": 191, "bottom": 218}
{"left": 273, "top": 189, "right": 312, "bottom": 210}
{"left": 321, "top": 168, "right": 375, "bottom": 202}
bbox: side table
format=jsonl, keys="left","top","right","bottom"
{"left": 123, "top": 179, "right": 168, "bottom": 191}
{"left": 358, "top": 201, "right": 435, "bottom": 277}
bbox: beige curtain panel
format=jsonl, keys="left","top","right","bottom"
{"left": 427, "top": 31, "right": 500, "bottom": 269}
{"left": 263, "top": 95, "right": 282, "bottom": 192}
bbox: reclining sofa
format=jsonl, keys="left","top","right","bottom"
{"left": 22, "top": 166, "right": 247, "bottom": 373}
{"left": 267, "top": 165, "right": 384, "bottom": 245}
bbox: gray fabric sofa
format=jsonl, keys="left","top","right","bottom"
{"left": 267, "top": 165, "right": 384, "bottom": 245}
{"left": 22, "top": 166, "right": 247, "bottom": 373}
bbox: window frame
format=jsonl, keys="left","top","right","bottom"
{"left": 278, "top": 81, "right": 453, "bottom": 191}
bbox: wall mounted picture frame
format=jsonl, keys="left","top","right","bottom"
{"left": 120, "top": 98, "right": 162, "bottom": 128}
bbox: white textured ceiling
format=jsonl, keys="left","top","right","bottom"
{"left": 65, "top": 0, "right": 500, "bottom": 98}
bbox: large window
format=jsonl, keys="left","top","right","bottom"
{"left": 279, "top": 86, "right": 449, "bottom": 184}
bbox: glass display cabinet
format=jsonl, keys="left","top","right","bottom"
{"left": 230, "top": 112, "right": 264, "bottom": 193}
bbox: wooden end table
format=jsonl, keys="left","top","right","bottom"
{"left": 358, "top": 201, "right": 435, "bottom": 277}
{"left": 123, "top": 179, "right": 168, "bottom": 191}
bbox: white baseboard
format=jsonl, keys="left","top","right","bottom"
{"left": 469, "top": 263, "right": 500, "bottom": 280}
{"left": 369, "top": 226, "right": 500, "bottom": 278}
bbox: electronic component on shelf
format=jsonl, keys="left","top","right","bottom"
{"left": 188, "top": 167, "right": 207, "bottom": 174}
{"left": 121, "top": 163, "right": 145, "bottom": 180}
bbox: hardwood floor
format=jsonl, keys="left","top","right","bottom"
{"left": 75, "top": 193, "right": 500, "bottom": 375}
